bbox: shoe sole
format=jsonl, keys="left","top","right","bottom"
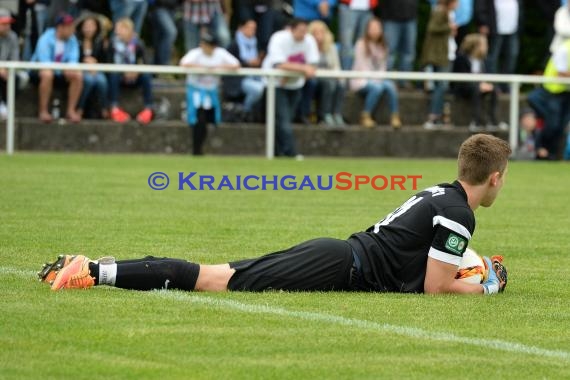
{"left": 37, "top": 255, "right": 75, "bottom": 284}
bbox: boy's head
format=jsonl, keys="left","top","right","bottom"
{"left": 289, "top": 18, "right": 308, "bottom": 42}
{"left": 458, "top": 134, "right": 511, "bottom": 207}
{"left": 115, "top": 18, "right": 134, "bottom": 42}
{"left": 199, "top": 32, "right": 217, "bottom": 55}
{"left": 239, "top": 19, "right": 257, "bottom": 39}
{"left": 460, "top": 33, "right": 488, "bottom": 59}
{"left": 519, "top": 108, "right": 537, "bottom": 134}
{"left": 55, "top": 13, "right": 75, "bottom": 40}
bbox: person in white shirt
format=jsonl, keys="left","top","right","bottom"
{"left": 262, "top": 19, "right": 319, "bottom": 157}
{"left": 179, "top": 32, "right": 240, "bottom": 155}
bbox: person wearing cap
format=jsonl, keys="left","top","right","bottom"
{"left": 0, "top": 9, "right": 19, "bottom": 120}
{"left": 179, "top": 32, "right": 240, "bottom": 155}
{"left": 31, "top": 13, "right": 83, "bottom": 123}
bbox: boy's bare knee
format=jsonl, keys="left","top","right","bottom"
{"left": 39, "top": 70, "right": 54, "bottom": 81}
{"left": 195, "top": 264, "right": 235, "bottom": 292}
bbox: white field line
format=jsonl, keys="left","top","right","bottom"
{"left": 0, "top": 267, "right": 37, "bottom": 277}
{"left": 2, "top": 266, "right": 568, "bottom": 361}
{"left": 154, "top": 291, "right": 570, "bottom": 361}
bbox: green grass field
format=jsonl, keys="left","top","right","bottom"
{"left": 1, "top": 153, "right": 569, "bottom": 379}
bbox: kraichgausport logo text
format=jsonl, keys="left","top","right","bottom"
{"left": 148, "top": 172, "right": 422, "bottom": 191}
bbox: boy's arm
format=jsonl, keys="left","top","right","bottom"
{"left": 424, "top": 257, "right": 484, "bottom": 294}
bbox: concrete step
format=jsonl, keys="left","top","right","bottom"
{"left": 1, "top": 118, "right": 508, "bottom": 157}
{"left": 13, "top": 80, "right": 524, "bottom": 126}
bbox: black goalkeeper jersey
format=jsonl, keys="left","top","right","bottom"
{"left": 347, "top": 181, "right": 475, "bottom": 293}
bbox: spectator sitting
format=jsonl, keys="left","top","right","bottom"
{"left": 0, "top": 9, "right": 19, "bottom": 120}
{"left": 108, "top": 18, "right": 154, "bottom": 124}
{"left": 76, "top": 13, "right": 110, "bottom": 119}
{"left": 31, "top": 13, "right": 83, "bottom": 123}
{"left": 224, "top": 19, "right": 265, "bottom": 122}
{"left": 350, "top": 17, "right": 401, "bottom": 129}
{"left": 513, "top": 107, "right": 540, "bottom": 160}
{"left": 234, "top": 0, "right": 279, "bottom": 55}
{"left": 179, "top": 32, "right": 240, "bottom": 155}
{"left": 307, "top": 20, "right": 345, "bottom": 127}
{"left": 452, "top": 33, "right": 499, "bottom": 130}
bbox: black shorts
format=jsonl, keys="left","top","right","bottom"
{"left": 228, "top": 238, "right": 355, "bottom": 291}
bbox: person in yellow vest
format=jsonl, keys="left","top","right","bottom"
{"left": 532, "top": 38, "right": 570, "bottom": 159}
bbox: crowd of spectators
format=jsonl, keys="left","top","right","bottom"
{"left": 0, "top": 0, "right": 568, "bottom": 159}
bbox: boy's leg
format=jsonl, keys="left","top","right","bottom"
{"left": 38, "top": 69, "right": 54, "bottom": 121}
{"left": 49, "top": 238, "right": 355, "bottom": 293}
{"left": 50, "top": 255, "right": 201, "bottom": 291}
{"left": 63, "top": 70, "right": 83, "bottom": 121}
{"left": 192, "top": 108, "right": 210, "bottom": 155}
{"left": 106, "top": 257, "right": 200, "bottom": 291}
{"left": 228, "top": 238, "right": 354, "bottom": 291}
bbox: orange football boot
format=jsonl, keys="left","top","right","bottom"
{"left": 50, "top": 255, "right": 95, "bottom": 291}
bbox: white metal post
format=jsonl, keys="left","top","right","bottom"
{"left": 6, "top": 67, "right": 16, "bottom": 155}
{"left": 265, "top": 75, "right": 276, "bottom": 159}
{"left": 509, "top": 80, "right": 521, "bottom": 153}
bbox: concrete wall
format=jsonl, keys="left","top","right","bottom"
{"left": 1, "top": 120, "right": 507, "bottom": 158}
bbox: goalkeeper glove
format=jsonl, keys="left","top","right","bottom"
{"left": 482, "top": 256, "right": 508, "bottom": 295}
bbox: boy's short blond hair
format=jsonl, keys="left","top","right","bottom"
{"left": 115, "top": 17, "right": 134, "bottom": 33}
{"left": 458, "top": 134, "right": 511, "bottom": 185}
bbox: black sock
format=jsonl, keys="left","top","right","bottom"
{"left": 89, "top": 263, "right": 100, "bottom": 285}
{"left": 113, "top": 256, "right": 200, "bottom": 291}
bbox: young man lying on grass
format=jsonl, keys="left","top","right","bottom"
{"left": 40, "top": 134, "right": 509, "bottom": 295}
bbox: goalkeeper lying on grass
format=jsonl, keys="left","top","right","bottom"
{"left": 39, "top": 134, "right": 509, "bottom": 295}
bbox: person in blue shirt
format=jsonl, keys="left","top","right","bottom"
{"left": 31, "top": 13, "right": 82, "bottom": 123}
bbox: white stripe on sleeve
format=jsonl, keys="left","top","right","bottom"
{"left": 428, "top": 247, "right": 462, "bottom": 266}
{"left": 432, "top": 215, "right": 472, "bottom": 239}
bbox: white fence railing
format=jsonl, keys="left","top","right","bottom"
{"left": 2, "top": 61, "right": 570, "bottom": 158}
